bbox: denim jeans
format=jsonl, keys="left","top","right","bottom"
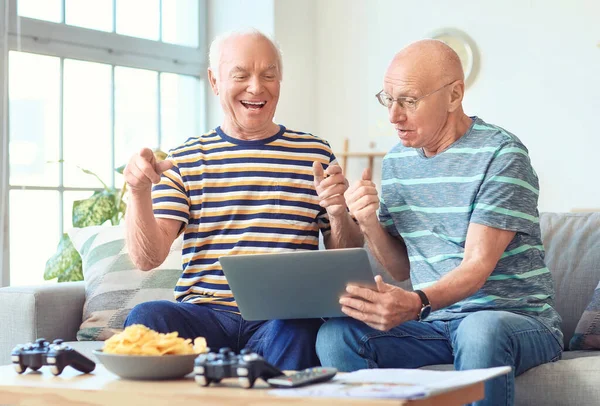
{"left": 125, "top": 300, "right": 323, "bottom": 370}
{"left": 316, "top": 311, "right": 562, "bottom": 406}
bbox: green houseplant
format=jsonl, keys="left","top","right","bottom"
{"left": 43, "top": 149, "right": 167, "bottom": 282}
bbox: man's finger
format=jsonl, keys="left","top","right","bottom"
{"left": 139, "top": 148, "right": 155, "bottom": 163}
{"left": 318, "top": 173, "right": 347, "bottom": 190}
{"left": 137, "top": 157, "right": 161, "bottom": 184}
{"left": 325, "top": 164, "right": 343, "bottom": 176}
{"left": 156, "top": 159, "right": 173, "bottom": 175}
{"left": 318, "top": 183, "right": 348, "bottom": 201}
{"left": 339, "top": 296, "right": 373, "bottom": 313}
{"left": 312, "top": 161, "right": 325, "bottom": 187}
{"left": 362, "top": 167, "right": 372, "bottom": 181}
{"left": 340, "top": 306, "right": 384, "bottom": 329}
{"left": 375, "top": 275, "right": 391, "bottom": 293}
{"left": 346, "top": 284, "right": 378, "bottom": 303}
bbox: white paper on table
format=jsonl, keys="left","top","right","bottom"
{"left": 269, "top": 383, "right": 428, "bottom": 399}
{"left": 268, "top": 366, "right": 511, "bottom": 400}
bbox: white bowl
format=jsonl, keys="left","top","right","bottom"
{"left": 93, "top": 350, "right": 197, "bottom": 380}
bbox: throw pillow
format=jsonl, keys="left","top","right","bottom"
{"left": 569, "top": 281, "right": 600, "bottom": 350}
{"left": 68, "top": 225, "right": 182, "bottom": 341}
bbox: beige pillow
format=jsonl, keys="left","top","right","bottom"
{"left": 570, "top": 281, "right": 600, "bottom": 350}
{"left": 68, "top": 225, "right": 182, "bottom": 341}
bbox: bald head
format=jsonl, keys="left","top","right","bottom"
{"left": 383, "top": 39, "right": 472, "bottom": 157}
{"left": 388, "top": 39, "right": 464, "bottom": 89}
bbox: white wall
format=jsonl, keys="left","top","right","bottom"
{"left": 310, "top": 0, "right": 600, "bottom": 212}
{"left": 273, "top": 0, "right": 317, "bottom": 134}
{"left": 206, "top": 0, "right": 600, "bottom": 212}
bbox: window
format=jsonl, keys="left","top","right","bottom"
{"left": 0, "top": 0, "right": 207, "bottom": 286}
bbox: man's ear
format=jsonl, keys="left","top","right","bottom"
{"left": 447, "top": 81, "right": 464, "bottom": 113}
{"left": 208, "top": 68, "right": 219, "bottom": 95}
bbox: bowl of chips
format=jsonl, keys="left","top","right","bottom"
{"left": 93, "top": 325, "right": 207, "bottom": 380}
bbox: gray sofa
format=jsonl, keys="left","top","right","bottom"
{"left": 1, "top": 212, "right": 599, "bottom": 405}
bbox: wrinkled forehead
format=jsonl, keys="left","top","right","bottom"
{"left": 384, "top": 56, "right": 439, "bottom": 94}
{"left": 220, "top": 36, "right": 280, "bottom": 75}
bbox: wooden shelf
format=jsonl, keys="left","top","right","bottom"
{"left": 336, "top": 139, "right": 387, "bottom": 173}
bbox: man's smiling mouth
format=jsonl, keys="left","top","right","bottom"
{"left": 240, "top": 101, "right": 266, "bottom": 109}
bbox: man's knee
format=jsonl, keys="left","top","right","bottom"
{"left": 457, "top": 312, "right": 515, "bottom": 343}
{"left": 269, "top": 319, "right": 323, "bottom": 341}
{"left": 316, "top": 319, "right": 357, "bottom": 356}
{"left": 454, "top": 311, "right": 518, "bottom": 365}
{"left": 125, "top": 300, "right": 177, "bottom": 328}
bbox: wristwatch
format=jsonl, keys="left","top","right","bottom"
{"left": 414, "top": 290, "right": 432, "bottom": 321}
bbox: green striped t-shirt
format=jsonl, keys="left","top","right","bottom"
{"left": 380, "top": 117, "right": 562, "bottom": 345}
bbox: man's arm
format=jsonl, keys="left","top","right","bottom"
{"left": 313, "top": 162, "right": 363, "bottom": 249}
{"left": 343, "top": 167, "right": 410, "bottom": 280}
{"left": 125, "top": 191, "right": 182, "bottom": 271}
{"left": 339, "top": 222, "right": 515, "bottom": 331}
{"left": 123, "top": 148, "right": 181, "bottom": 271}
{"left": 323, "top": 212, "right": 363, "bottom": 249}
{"left": 360, "top": 221, "right": 411, "bottom": 281}
{"left": 419, "top": 223, "right": 515, "bottom": 311}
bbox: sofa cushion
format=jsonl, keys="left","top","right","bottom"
{"left": 539, "top": 212, "right": 600, "bottom": 348}
{"left": 569, "top": 281, "right": 600, "bottom": 350}
{"left": 69, "top": 225, "right": 182, "bottom": 341}
{"left": 422, "top": 351, "right": 600, "bottom": 406}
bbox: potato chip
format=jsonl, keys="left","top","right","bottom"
{"left": 103, "top": 325, "right": 207, "bottom": 356}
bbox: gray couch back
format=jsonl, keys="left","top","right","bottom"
{"left": 540, "top": 212, "right": 600, "bottom": 348}
{"left": 365, "top": 212, "right": 600, "bottom": 350}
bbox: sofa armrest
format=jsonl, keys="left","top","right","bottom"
{"left": 0, "top": 281, "right": 85, "bottom": 365}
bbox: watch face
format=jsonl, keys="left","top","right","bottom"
{"left": 420, "top": 305, "right": 432, "bottom": 321}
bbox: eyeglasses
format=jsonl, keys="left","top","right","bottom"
{"left": 375, "top": 81, "right": 455, "bottom": 111}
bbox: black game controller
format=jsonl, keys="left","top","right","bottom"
{"left": 11, "top": 338, "right": 96, "bottom": 376}
{"left": 194, "top": 347, "right": 283, "bottom": 389}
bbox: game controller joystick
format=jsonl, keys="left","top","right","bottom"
{"left": 194, "top": 347, "right": 283, "bottom": 388}
{"left": 11, "top": 338, "right": 96, "bottom": 376}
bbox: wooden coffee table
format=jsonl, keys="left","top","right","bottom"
{"left": 0, "top": 364, "right": 483, "bottom": 405}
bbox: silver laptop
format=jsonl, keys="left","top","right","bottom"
{"left": 219, "top": 248, "right": 376, "bottom": 321}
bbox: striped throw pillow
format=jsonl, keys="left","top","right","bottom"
{"left": 68, "top": 225, "right": 182, "bottom": 341}
{"left": 570, "top": 281, "right": 600, "bottom": 350}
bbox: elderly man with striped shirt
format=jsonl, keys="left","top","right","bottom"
{"left": 122, "top": 29, "right": 363, "bottom": 370}
{"left": 316, "top": 40, "right": 563, "bottom": 406}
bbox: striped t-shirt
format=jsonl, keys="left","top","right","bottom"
{"left": 151, "top": 125, "right": 335, "bottom": 312}
{"left": 379, "top": 116, "right": 563, "bottom": 344}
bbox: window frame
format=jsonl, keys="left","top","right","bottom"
{"left": 0, "top": 0, "right": 208, "bottom": 286}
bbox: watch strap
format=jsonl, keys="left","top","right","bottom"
{"left": 414, "top": 289, "right": 430, "bottom": 307}
{"left": 414, "top": 289, "right": 431, "bottom": 321}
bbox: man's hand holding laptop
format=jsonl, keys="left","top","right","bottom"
{"left": 341, "top": 167, "right": 419, "bottom": 332}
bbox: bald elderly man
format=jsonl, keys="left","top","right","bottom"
{"left": 316, "top": 40, "right": 562, "bottom": 405}
{"left": 122, "top": 29, "right": 363, "bottom": 370}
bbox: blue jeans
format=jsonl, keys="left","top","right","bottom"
{"left": 316, "top": 311, "right": 562, "bottom": 406}
{"left": 125, "top": 300, "right": 323, "bottom": 370}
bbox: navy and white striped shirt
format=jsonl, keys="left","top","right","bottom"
{"left": 152, "top": 125, "right": 335, "bottom": 312}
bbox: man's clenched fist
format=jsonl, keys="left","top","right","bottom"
{"left": 344, "top": 167, "right": 380, "bottom": 226}
{"left": 313, "top": 162, "right": 349, "bottom": 218}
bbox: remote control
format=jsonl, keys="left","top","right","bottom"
{"left": 267, "top": 367, "right": 337, "bottom": 388}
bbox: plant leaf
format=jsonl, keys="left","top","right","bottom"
{"left": 73, "top": 190, "right": 120, "bottom": 227}
{"left": 76, "top": 165, "right": 109, "bottom": 190}
{"left": 44, "top": 234, "right": 83, "bottom": 282}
